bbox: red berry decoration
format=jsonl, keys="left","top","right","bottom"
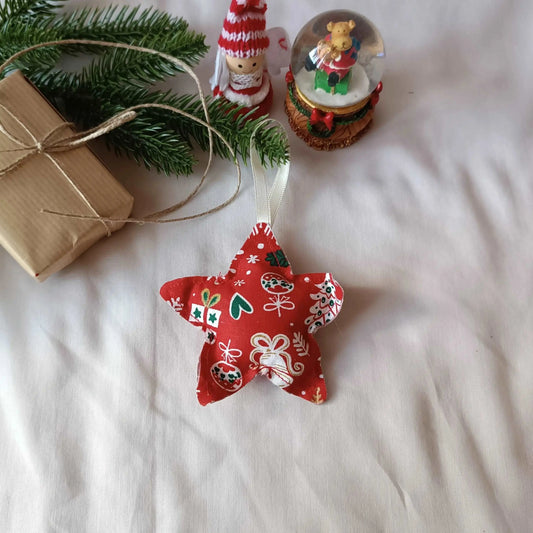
{"left": 285, "top": 69, "right": 294, "bottom": 84}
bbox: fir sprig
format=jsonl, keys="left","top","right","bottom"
{"left": 33, "top": 71, "right": 289, "bottom": 175}
{"left": 0, "top": 18, "right": 62, "bottom": 73}
{"left": 0, "top": 0, "right": 63, "bottom": 22}
{"left": 49, "top": 5, "right": 208, "bottom": 72}
{"left": 0, "top": 0, "right": 290, "bottom": 175}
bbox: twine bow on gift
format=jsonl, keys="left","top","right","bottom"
{"left": 0, "top": 104, "right": 137, "bottom": 235}
{"left": 0, "top": 106, "right": 136, "bottom": 177}
{"left": 309, "top": 108, "right": 334, "bottom": 131}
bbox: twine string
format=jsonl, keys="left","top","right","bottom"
{"left": 0, "top": 39, "right": 242, "bottom": 226}
{"left": 44, "top": 103, "right": 247, "bottom": 224}
{"left": 0, "top": 102, "right": 115, "bottom": 234}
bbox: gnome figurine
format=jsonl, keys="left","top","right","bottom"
{"left": 210, "top": 0, "right": 290, "bottom": 120}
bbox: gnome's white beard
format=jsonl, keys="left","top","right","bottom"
{"left": 224, "top": 71, "right": 270, "bottom": 107}
{"left": 229, "top": 69, "right": 263, "bottom": 90}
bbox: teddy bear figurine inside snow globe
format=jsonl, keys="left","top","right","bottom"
{"left": 285, "top": 10, "right": 385, "bottom": 150}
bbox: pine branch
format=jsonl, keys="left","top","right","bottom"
{"left": 45, "top": 84, "right": 196, "bottom": 175}
{"left": 145, "top": 93, "right": 290, "bottom": 167}
{"left": 50, "top": 6, "right": 208, "bottom": 73}
{"left": 92, "top": 84, "right": 289, "bottom": 167}
{"left": 101, "top": 105, "right": 197, "bottom": 176}
{"left": 1, "top": 3, "right": 207, "bottom": 82}
{"left": 0, "top": 18, "right": 62, "bottom": 76}
{"left": 50, "top": 5, "right": 188, "bottom": 43}
{"left": 75, "top": 36, "right": 204, "bottom": 90}
{"left": 0, "top": 0, "right": 63, "bottom": 22}
{"left": 31, "top": 69, "right": 289, "bottom": 172}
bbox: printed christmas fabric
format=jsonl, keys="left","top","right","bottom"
{"left": 160, "top": 222, "right": 344, "bottom": 405}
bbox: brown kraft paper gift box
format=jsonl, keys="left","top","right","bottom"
{"left": 0, "top": 71, "right": 134, "bottom": 281}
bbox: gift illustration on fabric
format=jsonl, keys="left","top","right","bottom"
{"left": 160, "top": 222, "right": 344, "bottom": 405}
{"left": 190, "top": 289, "right": 222, "bottom": 329}
{"left": 250, "top": 333, "right": 303, "bottom": 388}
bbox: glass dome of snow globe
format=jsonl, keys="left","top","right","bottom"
{"left": 285, "top": 10, "right": 385, "bottom": 150}
{"left": 291, "top": 10, "right": 385, "bottom": 110}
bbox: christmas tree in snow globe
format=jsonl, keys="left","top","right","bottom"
{"left": 285, "top": 9, "right": 385, "bottom": 150}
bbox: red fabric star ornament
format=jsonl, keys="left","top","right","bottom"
{"left": 160, "top": 222, "right": 344, "bottom": 405}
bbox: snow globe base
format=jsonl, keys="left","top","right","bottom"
{"left": 285, "top": 80, "right": 375, "bottom": 151}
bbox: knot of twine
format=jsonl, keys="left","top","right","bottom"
{"left": 0, "top": 106, "right": 136, "bottom": 176}
{"left": 0, "top": 39, "right": 245, "bottom": 228}
{"left": 0, "top": 103, "right": 138, "bottom": 235}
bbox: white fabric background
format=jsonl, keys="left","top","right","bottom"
{"left": 1, "top": 0, "right": 533, "bottom": 531}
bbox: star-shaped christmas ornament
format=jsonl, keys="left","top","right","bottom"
{"left": 160, "top": 222, "right": 344, "bottom": 405}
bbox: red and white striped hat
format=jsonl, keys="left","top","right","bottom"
{"left": 218, "top": 0, "right": 270, "bottom": 58}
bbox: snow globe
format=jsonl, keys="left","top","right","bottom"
{"left": 285, "top": 10, "right": 385, "bottom": 150}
